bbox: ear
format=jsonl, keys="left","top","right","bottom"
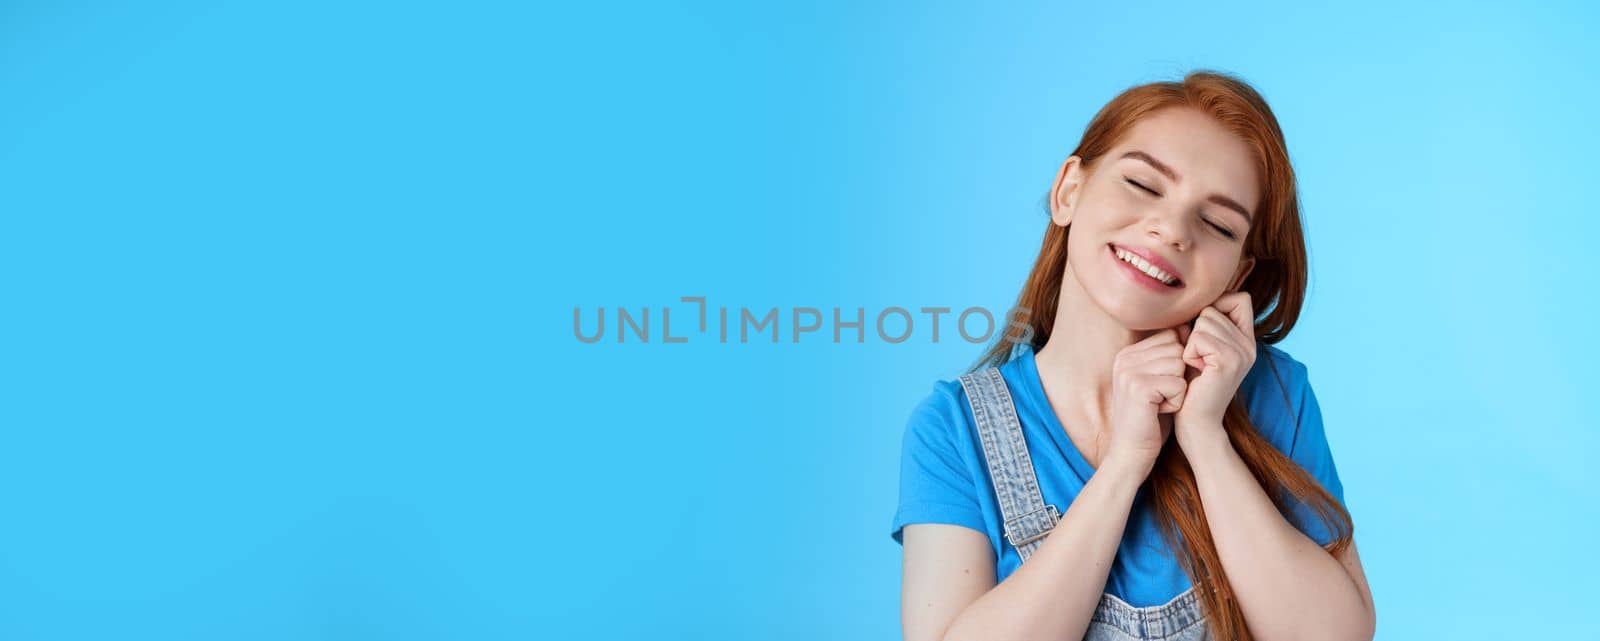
{"left": 1228, "top": 255, "right": 1256, "bottom": 292}
{"left": 1049, "top": 155, "right": 1086, "bottom": 227}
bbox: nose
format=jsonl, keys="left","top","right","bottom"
{"left": 1143, "top": 207, "right": 1190, "bottom": 251}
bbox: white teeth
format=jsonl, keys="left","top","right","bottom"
{"left": 1115, "top": 247, "right": 1177, "bottom": 285}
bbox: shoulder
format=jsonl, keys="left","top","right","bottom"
{"left": 1240, "top": 342, "right": 1313, "bottom": 452}
{"left": 906, "top": 375, "right": 975, "bottom": 438}
{"left": 892, "top": 371, "right": 995, "bottom": 545}
{"left": 902, "top": 367, "right": 1006, "bottom": 464}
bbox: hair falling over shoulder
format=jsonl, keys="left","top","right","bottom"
{"left": 970, "top": 70, "right": 1353, "bottom": 641}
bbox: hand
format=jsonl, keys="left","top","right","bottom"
{"left": 1173, "top": 291, "right": 1258, "bottom": 446}
{"left": 1104, "top": 328, "right": 1189, "bottom": 471}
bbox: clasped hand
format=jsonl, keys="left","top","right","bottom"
{"left": 1105, "top": 291, "right": 1258, "bottom": 465}
{"left": 1170, "top": 290, "right": 1258, "bottom": 436}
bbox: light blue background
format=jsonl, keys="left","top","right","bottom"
{"left": 2, "top": 1, "right": 1594, "bottom": 639}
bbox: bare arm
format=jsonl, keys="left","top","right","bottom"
{"left": 900, "top": 454, "right": 1152, "bottom": 641}
{"left": 1181, "top": 429, "right": 1376, "bottom": 641}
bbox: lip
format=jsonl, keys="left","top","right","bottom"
{"left": 1108, "top": 243, "right": 1185, "bottom": 292}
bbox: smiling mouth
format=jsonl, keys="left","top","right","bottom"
{"left": 1109, "top": 244, "right": 1184, "bottom": 288}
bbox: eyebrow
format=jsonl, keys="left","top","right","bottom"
{"left": 1119, "top": 150, "right": 1254, "bottom": 224}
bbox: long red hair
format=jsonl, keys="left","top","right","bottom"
{"left": 970, "top": 70, "right": 1352, "bottom": 641}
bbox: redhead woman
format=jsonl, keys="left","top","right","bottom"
{"left": 890, "top": 71, "right": 1376, "bottom": 641}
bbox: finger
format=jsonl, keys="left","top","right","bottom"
{"left": 1203, "top": 306, "right": 1257, "bottom": 368}
{"left": 1121, "top": 342, "right": 1186, "bottom": 376}
{"left": 1199, "top": 306, "right": 1248, "bottom": 351}
{"left": 1185, "top": 319, "right": 1248, "bottom": 373}
{"left": 1119, "top": 329, "right": 1180, "bottom": 362}
{"left": 1138, "top": 350, "right": 1189, "bottom": 379}
{"left": 1143, "top": 373, "right": 1188, "bottom": 413}
{"left": 1182, "top": 327, "right": 1226, "bottom": 371}
{"left": 1209, "top": 292, "right": 1255, "bottom": 342}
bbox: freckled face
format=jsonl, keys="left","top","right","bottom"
{"left": 1050, "top": 107, "right": 1262, "bottom": 330}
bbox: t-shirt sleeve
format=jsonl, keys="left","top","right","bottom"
{"left": 1284, "top": 362, "right": 1348, "bottom": 546}
{"left": 889, "top": 382, "right": 986, "bottom": 546}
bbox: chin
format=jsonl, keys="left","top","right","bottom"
{"left": 1110, "top": 311, "right": 1189, "bottom": 332}
{"left": 1094, "top": 288, "right": 1197, "bottom": 331}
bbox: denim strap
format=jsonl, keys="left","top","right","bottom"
{"left": 961, "top": 363, "right": 1212, "bottom": 639}
{"left": 958, "top": 366, "right": 1059, "bottom": 561}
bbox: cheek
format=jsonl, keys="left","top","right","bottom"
{"left": 1100, "top": 193, "right": 1142, "bottom": 221}
{"left": 1172, "top": 265, "right": 1236, "bottom": 308}
{"left": 1191, "top": 253, "right": 1243, "bottom": 284}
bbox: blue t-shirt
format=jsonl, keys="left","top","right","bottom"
{"left": 890, "top": 342, "right": 1346, "bottom": 608}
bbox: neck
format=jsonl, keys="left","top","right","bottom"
{"left": 1033, "top": 260, "right": 1167, "bottom": 452}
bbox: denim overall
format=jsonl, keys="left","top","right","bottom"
{"left": 957, "top": 365, "right": 1214, "bottom": 641}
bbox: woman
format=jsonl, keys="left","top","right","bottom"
{"left": 890, "top": 71, "right": 1376, "bottom": 641}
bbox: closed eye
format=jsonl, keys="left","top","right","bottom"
{"left": 1127, "top": 177, "right": 1238, "bottom": 240}
{"left": 1206, "top": 219, "right": 1237, "bottom": 239}
{"left": 1124, "top": 177, "right": 1158, "bottom": 196}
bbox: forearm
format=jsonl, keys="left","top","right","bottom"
{"left": 941, "top": 455, "right": 1149, "bottom": 641}
{"left": 1180, "top": 428, "right": 1373, "bottom": 641}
